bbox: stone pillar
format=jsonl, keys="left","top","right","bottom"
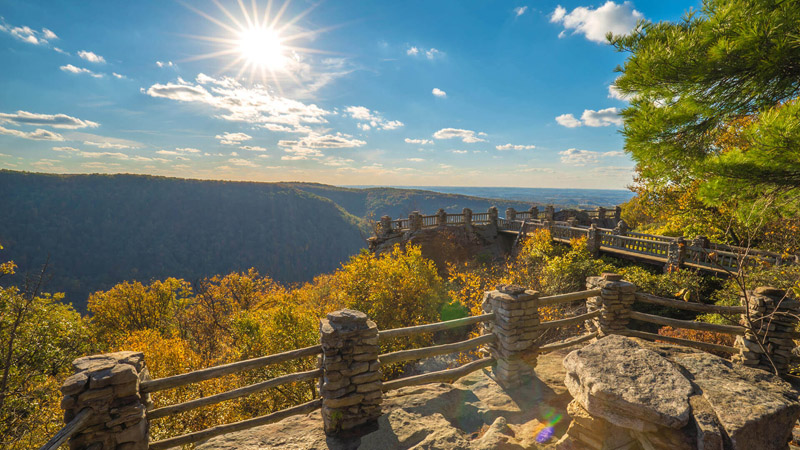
{"left": 597, "top": 207, "right": 606, "bottom": 220}
{"left": 545, "top": 205, "right": 555, "bottom": 221}
{"left": 320, "top": 309, "right": 382, "bottom": 435}
{"left": 505, "top": 207, "right": 517, "bottom": 222}
{"left": 586, "top": 224, "right": 601, "bottom": 257}
{"left": 481, "top": 285, "right": 540, "bottom": 388}
{"left": 488, "top": 206, "right": 498, "bottom": 227}
{"left": 463, "top": 208, "right": 472, "bottom": 231}
{"left": 437, "top": 208, "right": 447, "bottom": 226}
{"left": 379, "top": 215, "right": 392, "bottom": 236}
{"left": 664, "top": 237, "right": 686, "bottom": 273}
{"left": 60, "top": 352, "right": 151, "bottom": 450}
{"left": 691, "top": 235, "right": 710, "bottom": 248}
{"left": 614, "top": 206, "right": 622, "bottom": 221}
{"left": 530, "top": 206, "right": 539, "bottom": 221}
{"left": 585, "top": 273, "right": 636, "bottom": 336}
{"left": 613, "top": 219, "right": 629, "bottom": 236}
{"left": 734, "top": 287, "right": 800, "bottom": 376}
{"left": 409, "top": 211, "right": 421, "bottom": 232}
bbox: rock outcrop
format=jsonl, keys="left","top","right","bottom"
{"left": 557, "top": 335, "right": 800, "bottom": 450}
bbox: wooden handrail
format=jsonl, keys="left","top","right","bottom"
{"left": 622, "top": 329, "right": 738, "bottom": 355}
{"left": 538, "top": 289, "right": 601, "bottom": 307}
{"left": 379, "top": 334, "right": 495, "bottom": 366}
{"left": 382, "top": 357, "right": 495, "bottom": 392}
{"left": 147, "top": 368, "right": 323, "bottom": 420}
{"left": 148, "top": 398, "right": 323, "bottom": 450}
{"left": 39, "top": 408, "right": 93, "bottom": 450}
{"left": 535, "top": 310, "right": 601, "bottom": 331}
{"left": 378, "top": 313, "right": 495, "bottom": 340}
{"left": 629, "top": 311, "right": 745, "bottom": 335}
{"left": 634, "top": 292, "right": 746, "bottom": 314}
{"left": 141, "top": 345, "right": 322, "bottom": 393}
{"left": 538, "top": 331, "right": 598, "bottom": 353}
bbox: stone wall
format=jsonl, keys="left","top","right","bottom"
{"left": 585, "top": 273, "right": 636, "bottom": 336}
{"left": 60, "top": 352, "right": 151, "bottom": 450}
{"left": 734, "top": 287, "right": 800, "bottom": 374}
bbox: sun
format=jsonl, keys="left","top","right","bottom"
{"left": 237, "top": 26, "right": 286, "bottom": 70}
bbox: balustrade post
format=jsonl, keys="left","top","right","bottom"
{"left": 463, "top": 208, "right": 472, "bottom": 231}
{"left": 585, "top": 273, "right": 636, "bottom": 336}
{"left": 60, "top": 352, "right": 151, "bottom": 450}
{"left": 505, "top": 207, "right": 517, "bottom": 222}
{"left": 437, "top": 208, "right": 447, "bottom": 226}
{"left": 320, "top": 309, "right": 382, "bottom": 435}
{"left": 530, "top": 206, "right": 539, "bottom": 220}
{"left": 481, "top": 285, "right": 540, "bottom": 388}
{"left": 613, "top": 219, "right": 628, "bottom": 236}
{"left": 734, "top": 288, "right": 800, "bottom": 376}
{"left": 409, "top": 211, "right": 421, "bottom": 232}
{"left": 488, "top": 206, "right": 498, "bottom": 228}
{"left": 597, "top": 206, "right": 606, "bottom": 220}
{"left": 664, "top": 237, "right": 686, "bottom": 273}
{"left": 614, "top": 205, "right": 622, "bottom": 221}
{"left": 379, "top": 215, "right": 392, "bottom": 236}
{"left": 545, "top": 205, "right": 555, "bottom": 221}
{"left": 586, "top": 224, "right": 601, "bottom": 257}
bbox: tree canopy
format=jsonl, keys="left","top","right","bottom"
{"left": 611, "top": 0, "right": 800, "bottom": 219}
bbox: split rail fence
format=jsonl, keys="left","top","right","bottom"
{"left": 45, "top": 273, "right": 797, "bottom": 450}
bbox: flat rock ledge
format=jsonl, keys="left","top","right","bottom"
{"left": 556, "top": 335, "right": 800, "bottom": 450}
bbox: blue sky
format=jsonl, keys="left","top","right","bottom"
{"left": 0, "top": 0, "right": 696, "bottom": 189}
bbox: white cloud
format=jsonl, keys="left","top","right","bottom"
{"left": 406, "top": 46, "right": 419, "bottom": 56}
{"left": 228, "top": 158, "right": 258, "bottom": 167}
{"left": 0, "top": 125, "right": 63, "bottom": 141}
{"left": 608, "top": 82, "right": 634, "bottom": 101}
{"left": 216, "top": 132, "right": 252, "bottom": 145}
{"left": 550, "top": 1, "right": 644, "bottom": 43}
{"left": 156, "top": 60, "right": 174, "bottom": 68}
{"left": 156, "top": 147, "right": 201, "bottom": 156}
{"left": 556, "top": 108, "right": 623, "bottom": 127}
{"left": 84, "top": 141, "right": 134, "bottom": 149}
{"left": 344, "top": 106, "right": 404, "bottom": 131}
{"left": 556, "top": 113, "right": 582, "bottom": 128}
{"left": 407, "top": 158, "right": 425, "bottom": 162}
{"left": 432, "top": 88, "right": 447, "bottom": 98}
{"left": 451, "top": 150, "right": 468, "bottom": 154}
{"left": 496, "top": 143, "right": 536, "bottom": 150}
{"left": 514, "top": 6, "right": 529, "bottom": 17}
{"left": 405, "top": 138, "right": 432, "bottom": 145}
{"left": 240, "top": 145, "right": 267, "bottom": 152}
{"left": 321, "top": 156, "right": 353, "bottom": 166}
{"left": 0, "top": 110, "right": 99, "bottom": 129}
{"left": 0, "top": 20, "right": 57, "bottom": 46}
{"left": 433, "top": 128, "right": 486, "bottom": 143}
{"left": 278, "top": 132, "right": 366, "bottom": 160}
{"left": 112, "top": 72, "right": 126, "bottom": 79}
{"left": 581, "top": 107, "right": 623, "bottom": 127}
{"left": 60, "top": 64, "right": 103, "bottom": 78}
{"left": 426, "top": 48, "right": 442, "bottom": 59}
{"left": 559, "top": 148, "right": 623, "bottom": 166}
{"left": 407, "top": 46, "right": 444, "bottom": 60}
{"left": 146, "top": 74, "right": 332, "bottom": 133}
{"left": 517, "top": 167, "right": 556, "bottom": 173}
{"left": 77, "top": 50, "right": 106, "bottom": 64}
{"left": 52, "top": 146, "right": 80, "bottom": 152}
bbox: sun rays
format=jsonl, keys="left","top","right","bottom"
{"left": 179, "top": 0, "right": 334, "bottom": 90}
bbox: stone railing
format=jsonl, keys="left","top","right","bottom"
{"left": 44, "top": 277, "right": 799, "bottom": 449}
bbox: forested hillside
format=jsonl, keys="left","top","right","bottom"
{"left": 0, "top": 171, "right": 538, "bottom": 310}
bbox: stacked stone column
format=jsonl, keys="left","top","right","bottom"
{"left": 409, "top": 211, "right": 422, "bottom": 232}
{"left": 613, "top": 205, "right": 622, "bottom": 221}
{"left": 586, "top": 224, "right": 601, "bottom": 257}
{"left": 320, "top": 309, "right": 382, "bottom": 435}
{"left": 60, "top": 351, "right": 151, "bottom": 450}
{"left": 463, "top": 207, "right": 472, "bottom": 231}
{"left": 530, "top": 206, "right": 539, "bottom": 221}
{"left": 664, "top": 237, "right": 686, "bottom": 273}
{"left": 545, "top": 205, "right": 555, "bottom": 221}
{"left": 585, "top": 273, "right": 636, "bottom": 336}
{"left": 734, "top": 287, "right": 800, "bottom": 376}
{"left": 481, "top": 285, "right": 540, "bottom": 388}
{"left": 379, "top": 215, "right": 392, "bottom": 236}
{"left": 437, "top": 208, "right": 447, "bottom": 226}
{"left": 505, "top": 207, "right": 517, "bottom": 222}
{"left": 488, "top": 206, "right": 498, "bottom": 227}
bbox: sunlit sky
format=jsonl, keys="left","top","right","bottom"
{"left": 0, "top": 0, "right": 695, "bottom": 189}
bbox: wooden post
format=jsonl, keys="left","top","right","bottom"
{"left": 481, "top": 285, "right": 540, "bottom": 388}
{"left": 585, "top": 273, "right": 636, "bottom": 336}
{"left": 320, "top": 309, "right": 381, "bottom": 434}
{"left": 60, "top": 352, "right": 151, "bottom": 450}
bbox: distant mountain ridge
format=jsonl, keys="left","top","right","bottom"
{"left": 0, "top": 171, "right": 539, "bottom": 310}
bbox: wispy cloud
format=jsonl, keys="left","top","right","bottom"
{"left": 0, "top": 110, "right": 99, "bottom": 129}
{"left": 407, "top": 46, "right": 444, "bottom": 60}
{"left": 550, "top": 1, "right": 643, "bottom": 43}
{"left": 0, "top": 126, "right": 63, "bottom": 141}
{"left": 404, "top": 138, "right": 432, "bottom": 145}
{"left": 433, "top": 128, "right": 486, "bottom": 143}
{"left": 496, "top": 143, "right": 536, "bottom": 150}
{"left": 77, "top": 50, "right": 106, "bottom": 64}
{"left": 514, "top": 6, "right": 529, "bottom": 17}
{"left": 344, "top": 106, "right": 403, "bottom": 131}
{"left": 0, "top": 19, "right": 58, "bottom": 46}
{"left": 156, "top": 60, "right": 174, "bottom": 68}
{"left": 559, "top": 148, "right": 623, "bottom": 165}
{"left": 216, "top": 132, "right": 252, "bottom": 145}
{"left": 278, "top": 132, "right": 366, "bottom": 160}
{"left": 240, "top": 145, "right": 267, "bottom": 152}
{"left": 60, "top": 64, "right": 103, "bottom": 78}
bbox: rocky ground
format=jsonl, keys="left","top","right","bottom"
{"left": 196, "top": 347, "right": 575, "bottom": 450}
